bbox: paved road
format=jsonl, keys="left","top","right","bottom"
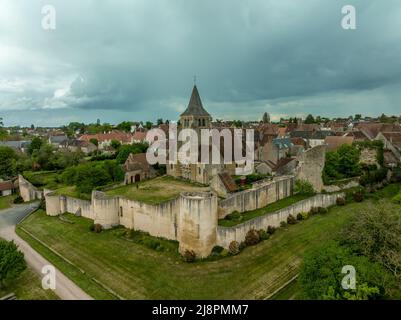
{"left": 0, "top": 203, "right": 93, "bottom": 300}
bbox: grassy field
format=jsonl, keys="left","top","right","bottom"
{"left": 53, "top": 186, "right": 91, "bottom": 201}
{"left": 16, "top": 183, "right": 400, "bottom": 300}
{"left": 219, "top": 194, "right": 311, "bottom": 227}
{"left": 0, "top": 267, "right": 59, "bottom": 300}
{"left": 105, "top": 176, "right": 209, "bottom": 204}
{"left": 23, "top": 171, "right": 63, "bottom": 189}
{"left": 15, "top": 204, "right": 359, "bottom": 299}
{"left": 0, "top": 194, "right": 16, "bottom": 210}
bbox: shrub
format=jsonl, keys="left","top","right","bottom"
{"left": 258, "top": 229, "right": 270, "bottom": 241}
{"left": 228, "top": 241, "right": 240, "bottom": 255}
{"left": 309, "top": 207, "right": 319, "bottom": 215}
{"left": 0, "top": 239, "right": 27, "bottom": 289}
{"left": 280, "top": 221, "right": 287, "bottom": 228}
{"left": 239, "top": 242, "right": 247, "bottom": 251}
{"left": 294, "top": 179, "right": 315, "bottom": 196}
{"left": 318, "top": 207, "right": 328, "bottom": 214}
{"left": 287, "top": 214, "right": 297, "bottom": 225}
{"left": 296, "top": 213, "right": 303, "bottom": 221}
{"left": 245, "top": 229, "right": 260, "bottom": 246}
{"left": 89, "top": 223, "right": 95, "bottom": 232}
{"left": 267, "top": 225, "right": 276, "bottom": 235}
{"left": 93, "top": 223, "right": 103, "bottom": 233}
{"left": 226, "top": 211, "right": 242, "bottom": 222}
{"left": 183, "top": 249, "right": 196, "bottom": 262}
{"left": 212, "top": 246, "right": 224, "bottom": 254}
{"left": 13, "top": 196, "right": 24, "bottom": 204}
{"left": 336, "top": 197, "right": 346, "bottom": 206}
{"left": 300, "top": 212, "right": 309, "bottom": 220}
{"left": 353, "top": 191, "right": 364, "bottom": 203}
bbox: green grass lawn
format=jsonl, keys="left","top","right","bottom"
{"left": 15, "top": 203, "right": 361, "bottom": 299}
{"left": 16, "top": 183, "right": 400, "bottom": 300}
{"left": 53, "top": 186, "right": 91, "bottom": 201}
{"left": 218, "top": 194, "right": 311, "bottom": 227}
{"left": 105, "top": 176, "right": 209, "bottom": 204}
{"left": 0, "top": 267, "right": 59, "bottom": 300}
{"left": 270, "top": 279, "right": 300, "bottom": 300}
{"left": 23, "top": 171, "right": 64, "bottom": 190}
{"left": 0, "top": 194, "right": 16, "bottom": 210}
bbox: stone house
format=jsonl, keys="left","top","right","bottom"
{"left": 210, "top": 172, "right": 238, "bottom": 198}
{"left": 123, "top": 153, "right": 156, "bottom": 184}
{"left": 0, "top": 180, "right": 16, "bottom": 196}
{"left": 376, "top": 132, "right": 401, "bottom": 161}
{"left": 60, "top": 139, "right": 97, "bottom": 155}
{"left": 78, "top": 130, "right": 133, "bottom": 150}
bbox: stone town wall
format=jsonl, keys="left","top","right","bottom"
{"left": 118, "top": 196, "right": 180, "bottom": 240}
{"left": 323, "top": 178, "right": 359, "bottom": 193}
{"left": 178, "top": 192, "right": 218, "bottom": 257}
{"left": 296, "top": 145, "right": 326, "bottom": 192}
{"left": 44, "top": 190, "right": 216, "bottom": 258}
{"left": 218, "top": 176, "right": 294, "bottom": 219}
{"left": 216, "top": 193, "right": 344, "bottom": 249}
{"left": 18, "top": 174, "right": 44, "bottom": 202}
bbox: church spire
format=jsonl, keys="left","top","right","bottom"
{"left": 180, "top": 85, "right": 211, "bottom": 117}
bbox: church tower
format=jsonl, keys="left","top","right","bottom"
{"left": 180, "top": 85, "right": 212, "bottom": 129}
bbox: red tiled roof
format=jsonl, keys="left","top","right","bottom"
{"left": 132, "top": 131, "right": 147, "bottom": 141}
{"left": 0, "top": 180, "right": 14, "bottom": 191}
{"left": 325, "top": 136, "right": 354, "bottom": 152}
{"left": 79, "top": 130, "right": 132, "bottom": 143}
{"left": 124, "top": 153, "right": 151, "bottom": 172}
{"left": 218, "top": 172, "right": 238, "bottom": 193}
{"left": 290, "top": 137, "right": 306, "bottom": 147}
{"left": 382, "top": 132, "right": 401, "bottom": 148}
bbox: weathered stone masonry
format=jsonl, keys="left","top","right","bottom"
{"left": 19, "top": 174, "right": 342, "bottom": 258}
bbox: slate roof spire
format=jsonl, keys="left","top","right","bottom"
{"left": 180, "top": 85, "right": 211, "bottom": 117}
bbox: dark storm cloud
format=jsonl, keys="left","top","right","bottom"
{"left": 0, "top": 0, "right": 401, "bottom": 125}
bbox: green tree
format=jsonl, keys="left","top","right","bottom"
{"left": 340, "top": 201, "right": 401, "bottom": 278}
{"left": 323, "top": 145, "right": 361, "bottom": 183}
{"left": 304, "top": 114, "right": 315, "bottom": 124}
{"left": 0, "top": 117, "right": 8, "bottom": 141}
{"left": 116, "top": 143, "right": 148, "bottom": 164}
{"left": 157, "top": 118, "right": 164, "bottom": 125}
{"left": 0, "top": 146, "right": 18, "bottom": 179}
{"left": 110, "top": 140, "right": 121, "bottom": 150}
{"left": 31, "top": 144, "right": 55, "bottom": 170}
{"left": 28, "top": 137, "right": 43, "bottom": 155}
{"left": 145, "top": 121, "right": 153, "bottom": 130}
{"left": 74, "top": 164, "right": 111, "bottom": 194}
{"left": 299, "top": 240, "right": 386, "bottom": 300}
{"left": 337, "top": 144, "right": 361, "bottom": 177}
{"left": 262, "top": 112, "right": 270, "bottom": 123}
{"left": 116, "top": 121, "right": 133, "bottom": 132}
{"left": 0, "top": 239, "right": 27, "bottom": 289}
{"left": 89, "top": 138, "right": 98, "bottom": 147}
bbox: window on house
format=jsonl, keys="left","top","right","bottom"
{"left": 120, "top": 206, "right": 123, "bottom": 217}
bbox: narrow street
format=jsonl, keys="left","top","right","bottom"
{"left": 0, "top": 203, "right": 92, "bottom": 300}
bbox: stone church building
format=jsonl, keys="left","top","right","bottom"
{"left": 167, "top": 85, "right": 233, "bottom": 185}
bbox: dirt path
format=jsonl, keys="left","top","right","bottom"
{"left": 0, "top": 204, "right": 92, "bottom": 300}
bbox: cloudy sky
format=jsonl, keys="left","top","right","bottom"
{"left": 1, "top": 0, "right": 401, "bottom": 126}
